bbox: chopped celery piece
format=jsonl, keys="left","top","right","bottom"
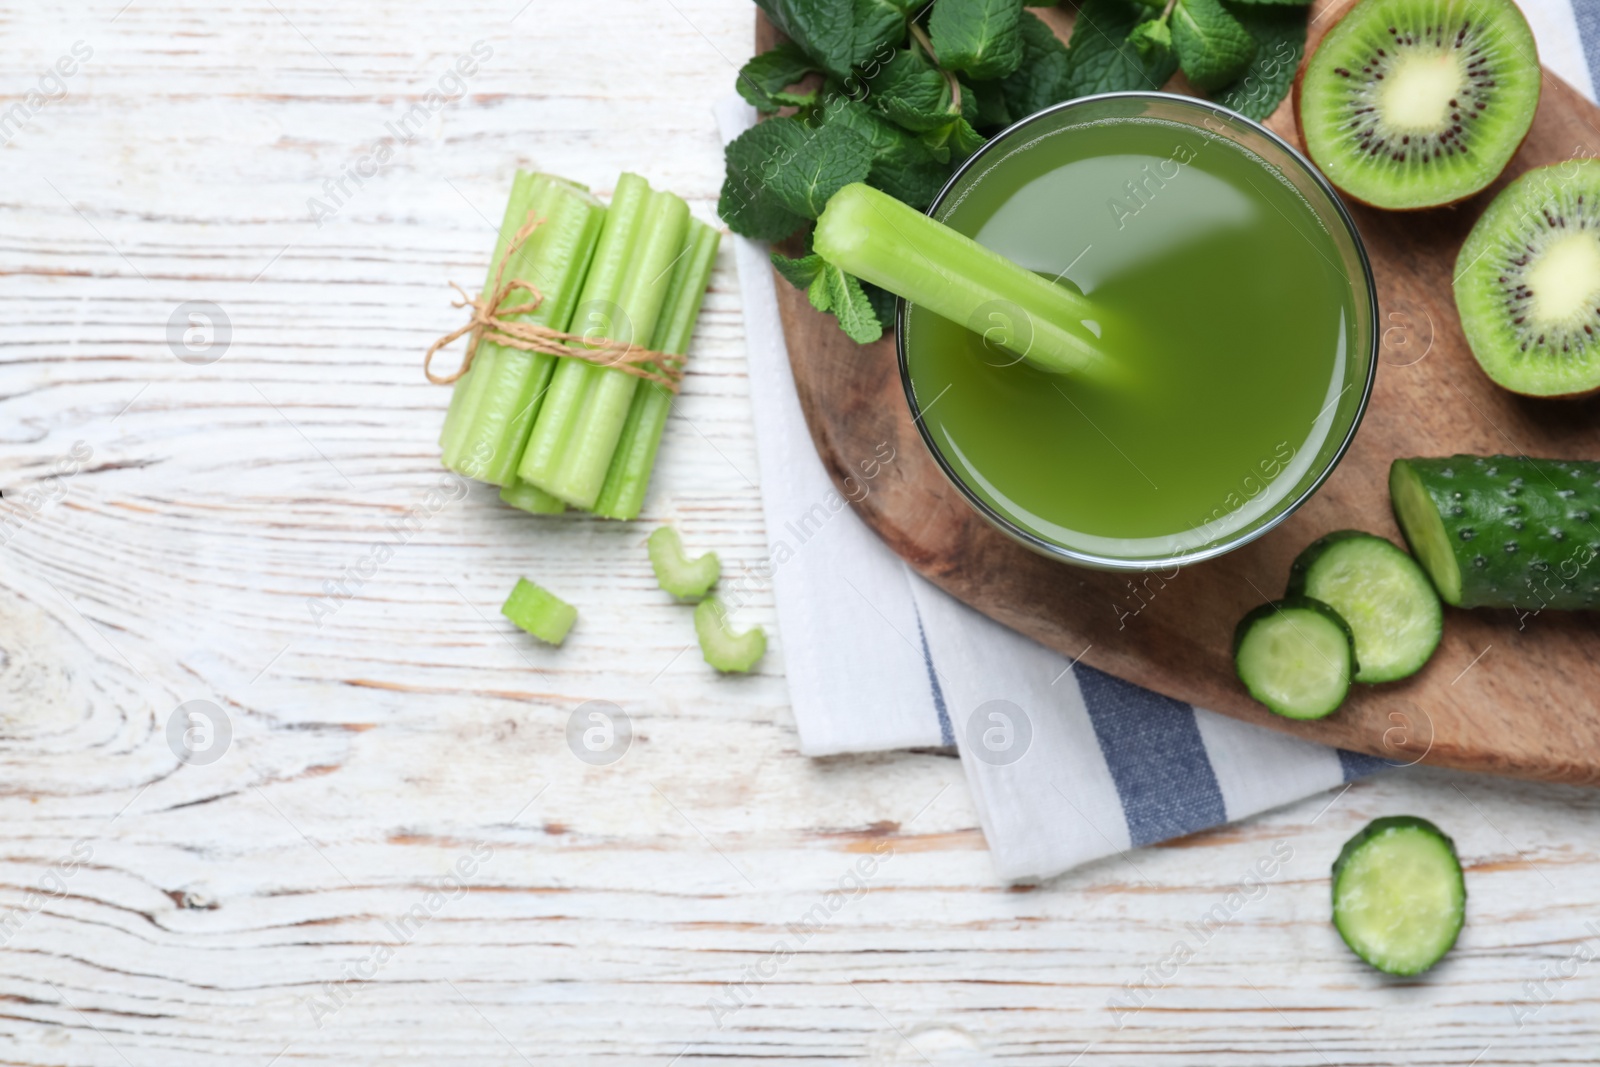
{"left": 694, "top": 596, "right": 766, "bottom": 673}
{"left": 500, "top": 476, "right": 566, "bottom": 515}
{"left": 648, "top": 526, "right": 720, "bottom": 600}
{"left": 501, "top": 578, "right": 577, "bottom": 645}
{"left": 520, "top": 175, "right": 690, "bottom": 509}
{"left": 813, "top": 183, "right": 1115, "bottom": 382}
{"left": 442, "top": 174, "right": 606, "bottom": 485}
{"left": 594, "top": 218, "right": 721, "bottom": 521}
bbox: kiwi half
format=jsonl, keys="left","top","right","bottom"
{"left": 1454, "top": 160, "right": 1600, "bottom": 397}
{"left": 1296, "top": 0, "right": 1540, "bottom": 210}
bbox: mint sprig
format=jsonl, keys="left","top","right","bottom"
{"left": 723, "top": 0, "right": 1310, "bottom": 346}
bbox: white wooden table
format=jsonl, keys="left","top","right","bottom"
{"left": 2, "top": 2, "right": 1597, "bottom": 1063}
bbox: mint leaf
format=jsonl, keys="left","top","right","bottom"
{"left": 1128, "top": 18, "right": 1172, "bottom": 59}
{"left": 998, "top": 11, "right": 1074, "bottom": 119}
{"left": 720, "top": 179, "right": 805, "bottom": 241}
{"left": 870, "top": 47, "right": 962, "bottom": 132}
{"left": 1063, "top": 0, "right": 1179, "bottom": 96}
{"left": 720, "top": 121, "right": 809, "bottom": 240}
{"left": 1212, "top": 2, "right": 1307, "bottom": 119}
{"left": 1225, "top": 0, "right": 1312, "bottom": 7}
{"left": 1172, "top": 0, "right": 1256, "bottom": 90}
{"left": 773, "top": 118, "right": 875, "bottom": 218}
{"left": 808, "top": 264, "right": 884, "bottom": 344}
{"left": 720, "top": 117, "right": 870, "bottom": 239}
{"left": 725, "top": 114, "right": 874, "bottom": 227}
{"left": 755, "top": 0, "right": 908, "bottom": 78}
{"left": 869, "top": 145, "right": 951, "bottom": 208}
{"left": 831, "top": 273, "right": 885, "bottom": 343}
{"left": 738, "top": 43, "right": 822, "bottom": 112}
{"left": 822, "top": 98, "right": 952, "bottom": 210}
{"left": 929, "top": 0, "right": 1026, "bottom": 81}
{"left": 807, "top": 265, "right": 833, "bottom": 312}
{"left": 772, "top": 250, "right": 825, "bottom": 289}
{"left": 917, "top": 115, "right": 984, "bottom": 164}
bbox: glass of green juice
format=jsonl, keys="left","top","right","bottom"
{"left": 898, "top": 93, "right": 1378, "bottom": 571}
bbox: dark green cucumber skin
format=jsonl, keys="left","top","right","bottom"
{"left": 1332, "top": 815, "right": 1466, "bottom": 977}
{"left": 1394, "top": 456, "right": 1600, "bottom": 610}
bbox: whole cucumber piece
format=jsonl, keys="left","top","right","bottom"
{"left": 1389, "top": 456, "right": 1600, "bottom": 609}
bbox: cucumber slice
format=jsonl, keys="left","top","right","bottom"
{"left": 1332, "top": 816, "right": 1465, "bottom": 977}
{"left": 1233, "top": 597, "right": 1357, "bottom": 720}
{"left": 694, "top": 596, "right": 766, "bottom": 673}
{"left": 501, "top": 578, "right": 577, "bottom": 646}
{"left": 1286, "top": 531, "right": 1443, "bottom": 683}
{"left": 648, "top": 526, "right": 720, "bottom": 601}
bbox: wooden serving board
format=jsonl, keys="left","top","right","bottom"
{"left": 765, "top": 3, "right": 1600, "bottom": 784}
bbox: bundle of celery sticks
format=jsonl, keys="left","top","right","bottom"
{"left": 438, "top": 170, "right": 720, "bottom": 519}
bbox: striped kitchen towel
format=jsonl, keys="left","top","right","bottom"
{"left": 713, "top": 0, "right": 1595, "bottom": 882}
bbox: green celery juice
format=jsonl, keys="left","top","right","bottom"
{"left": 904, "top": 117, "right": 1357, "bottom": 561}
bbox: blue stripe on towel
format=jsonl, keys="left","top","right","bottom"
{"left": 913, "top": 604, "right": 956, "bottom": 747}
{"left": 1075, "top": 665, "right": 1227, "bottom": 847}
{"left": 1574, "top": 2, "right": 1600, "bottom": 86}
{"left": 1337, "top": 748, "right": 1392, "bottom": 782}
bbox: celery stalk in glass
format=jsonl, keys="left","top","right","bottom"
{"left": 593, "top": 218, "right": 720, "bottom": 520}
{"left": 813, "top": 183, "right": 1115, "bottom": 382}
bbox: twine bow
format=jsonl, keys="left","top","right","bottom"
{"left": 424, "top": 214, "right": 685, "bottom": 392}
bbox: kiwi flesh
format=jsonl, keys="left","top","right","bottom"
{"left": 1296, "top": 0, "right": 1540, "bottom": 210}
{"left": 1454, "top": 160, "right": 1600, "bottom": 397}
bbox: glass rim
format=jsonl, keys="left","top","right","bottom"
{"left": 894, "top": 90, "right": 1381, "bottom": 573}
